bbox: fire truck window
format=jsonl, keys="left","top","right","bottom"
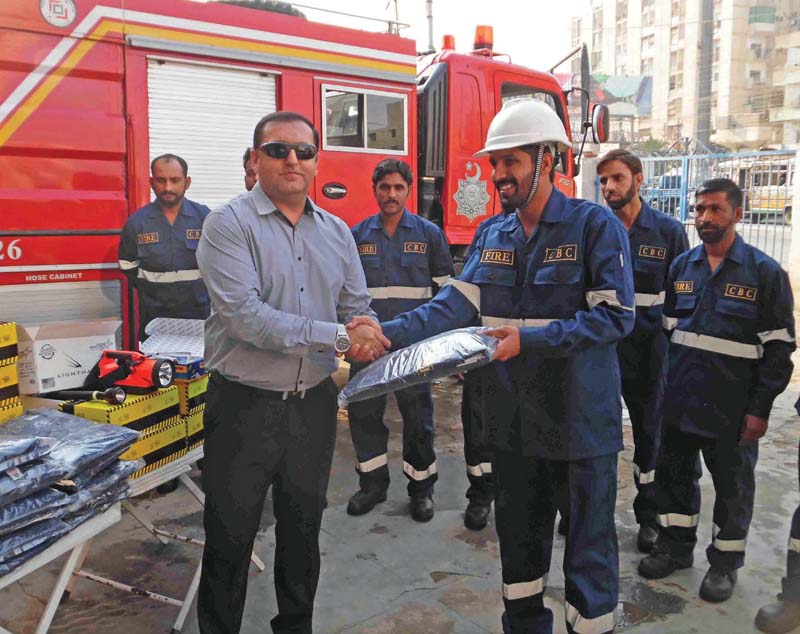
{"left": 325, "top": 90, "right": 364, "bottom": 148}
{"left": 366, "top": 94, "right": 405, "bottom": 151}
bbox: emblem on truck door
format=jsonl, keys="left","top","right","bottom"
{"left": 453, "top": 162, "right": 491, "bottom": 222}
{"left": 40, "top": 0, "right": 77, "bottom": 28}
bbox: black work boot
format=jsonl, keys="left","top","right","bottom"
{"left": 346, "top": 489, "right": 387, "bottom": 516}
{"left": 410, "top": 495, "right": 434, "bottom": 522}
{"left": 638, "top": 549, "right": 693, "bottom": 579}
{"left": 637, "top": 523, "right": 659, "bottom": 553}
{"left": 699, "top": 567, "right": 737, "bottom": 603}
{"left": 755, "top": 596, "right": 800, "bottom": 634}
{"left": 464, "top": 500, "right": 491, "bottom": 530}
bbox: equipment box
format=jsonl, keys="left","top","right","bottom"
{"left": 16, "top": 320, "right": 120, "bottom": 394}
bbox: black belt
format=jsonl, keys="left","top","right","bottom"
{"left": 210, "top": 371, "right": 328, "bottom": 401}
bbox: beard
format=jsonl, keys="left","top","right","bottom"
{"left": 697, "top": 223, "right": 726, "bottom": 244}
{"left": 605, "top": 184, "right": 637, "bottom": 210}
{"left": 495, "top": 177, "right": 532, "bottom": 212}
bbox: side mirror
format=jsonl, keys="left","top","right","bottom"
{"left": 591, "top": 103, "right": 609, "bottom": 144}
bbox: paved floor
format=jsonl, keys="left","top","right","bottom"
{"left": 2, "top": 363, "right": 800, "bottom": 634}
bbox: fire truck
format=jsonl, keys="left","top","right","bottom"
{"left": 0, "top": 0, "right": 607, "bottom": 346}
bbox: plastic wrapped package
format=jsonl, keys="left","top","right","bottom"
{"left": 0, "top": 460, "right": 68, "bottom": 507}
{"left": 0, "top": 537, "right": 56, "bottom": 577}
{"left": 61, "top": 460, "right": 139, "bottom": 515}
{"left": 0, "top": 518, "right": 70, "bottom": 564}
{"left": 2, "top": 409, "right": 139, "bottom": 480}
{"left": 0, "top": 488, "right": 70, "bottom": 538}
{"left": 0, "top": 437, "right": 53, "bottom": 472}
{"left": 338, "top": 327, "right": 498, "bottom": 408}
{"left": 62, "top": 482, "right": 128, "bottom": 529}
{"left": 54, "top": 448, "right": 128, "bottom": 493}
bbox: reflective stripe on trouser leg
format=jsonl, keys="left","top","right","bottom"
{"left": 563, "top": 453, "right": 619, "bottom": 634}
{"left": 347, "top": 369, "right": 391, "bottom": 492}
{"left": 705, "top": 439, "right": 758, "bottom": 572}
{"left": 653, "top": 426, "right": 702, "bottom": 559}
{"left": 395, "top": 382, "right": 437, "bottom": 497}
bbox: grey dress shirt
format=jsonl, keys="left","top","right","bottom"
{"left": 197, "top": 185, "right": 376, "bottom": 391}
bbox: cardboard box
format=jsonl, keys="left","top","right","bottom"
{"left": 59, "top": 386, "right": 179, "bottom": 430}
{"left": 16, "top": 320, "right": 120, "bottom": 394}
{"left": 175, "top": 375, "right": 208, "bottom": 415}
{"left": 0, "top": 322, "right": 18, "bottom": 367}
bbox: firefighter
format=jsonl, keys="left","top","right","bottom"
{"left": 347, "top": 158, "right": 454, "bottom": 522}
{"left": 595, "top": 149, "right": 690, "bottom": 552}
{"left": 118, "top": 153, "right": 211, "bottom": 342}
{"left": 353, "top": 98, "right": 635, "bottom": 633}
{"left": 639, "top": 178, "right": 796, "bottom": 603}
{"left": 756, "top": 397, "right": 800, "bottom": 634}
{"left": 243, "top": 147, "right": 256, "bottom": 191}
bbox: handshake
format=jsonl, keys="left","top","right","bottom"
{"left": 344, "top": 316, "right": 392, "bottom": 364}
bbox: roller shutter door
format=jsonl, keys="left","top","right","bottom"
{"left": 148, "top": 60, "right": 277, "bottom": 208}
{"left": 0, "top": 281, "right": 122, "bottom": 325}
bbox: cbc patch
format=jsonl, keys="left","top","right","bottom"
{"left": 674, "top": 280, "right": 694, "bottom": 294}
{"left": 639, "top": 245, "right": 666, "bottom": 260}
{"left": 137, "top": 232, "right": 159, "bottom": 244}
{"left": 480, "top": 249, "right": 515, "bottom": 266}
{"left": 543, "top": 244, "right": 577, "bottom": 263}
{"left": 404, "top": 241, "right": 428, "bottom": 254}
{"left": 358, "top": 243, "right": 377, "bottom": 256}
{"left": 186, "top": 229, "right": 202, "bottom": 240}
{"left": 724, "top": 283, "right": 758, "bottom": 302}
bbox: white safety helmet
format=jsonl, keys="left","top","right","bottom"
{"left": 474, "top": 98, "right": 571, "bottom": 157}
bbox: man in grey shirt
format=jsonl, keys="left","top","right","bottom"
{"left": 196, "top": 111, "right": 389, "bottom": 634}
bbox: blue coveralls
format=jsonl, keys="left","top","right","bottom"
{"left": 118, "top": 199, "right": 211, "bottom": 341}
{"left": 350, "top": 209, "right": 454, "bottom": 498}
{"left": 785, "top": 396, "right": 800, "bottom": 601}
{"left": 618, "top": 201, "right": 689, "bottom": 525}
{"left": 656, "top": 234, "right": 796, "bottom": 572}
{"left": 383, "top": 189, "right": 635, "bottom": 634}
{"left": 461, "top": 212, "right": 508, "bottom": 506}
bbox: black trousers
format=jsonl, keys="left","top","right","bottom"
{"left": 197, "top": 373, "right": 338, "bottom": 634}
{"left": 461, "top": 370, "right": 495, "bottom": 504}
{"left": 784, "top": 442, "right": 800, "bottom": 600}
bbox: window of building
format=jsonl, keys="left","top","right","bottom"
{"left": 323, "top": 86, "right": 407, "bottom": 153}
{"left": 641, "top": 57, "right": 654, "bottom": 75}
{"left": 748, "top": 6, "right": 776, "bottom": 24}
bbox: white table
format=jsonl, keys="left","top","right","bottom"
{"left": 0, "top": 503, "right": 121, "bottom": 634}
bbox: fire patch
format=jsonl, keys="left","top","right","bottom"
{"left": 358, "top": 243, "right": 377, "bottom": 256}
{"left": 674, "top": 281, "right": 694, "bottom": 294}
{"left": 481, "top": 249, "right": 515, "bottom": 266}
{"left": 137, "top": 232, "right": 159, "bottom": 244}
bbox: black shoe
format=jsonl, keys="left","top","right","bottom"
{"left": 464, "top": 500, "right": 491, "bottom": 530}
{"left": 557, "top": 514, "right": 569, "bottom": 536}
{"left": 755, "top": 597, "right": 800, "bottom": 633}
{"left": 410, "top": 495, "right": 434, "bottom": 522}
{"left": 156, "top": 479, "right": 179, "bottom": 494}
{"left": 346, "top": 489, "right": 387, "bottom": 516}
{"left": 637, "top": 523, "right": 659, "bottom": 553}
{"left": 699, "top": 567, "right": 737, "bottom": 603}
{"left": 638, "top": 550, "right": 693, "bottom": 579}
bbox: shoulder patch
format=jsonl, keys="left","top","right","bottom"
{"left": 186, "top": 229, "right": 202, "bottom": 240}
{"left": 137, "top": 232, "right": 159, "bottom": 245}
{"left": 404, "top": 241, "right": 428, "bottom": 254}
{"left": 674, "top": 280, "right": 694, "bottom": 293}
{"left": 480, "top": 249, "right": 515, "bottom": 266}
{"left": 543, "top": 244, "right": 578, "bottom": 263}
{"left": 358, "top": 243, "right": 377, "bottom": 256}
{"left": 724, "top": 283, "right": 758, "bottom": 302}
{"left": 638, "top": 245, "right": 666, "bottom": 260}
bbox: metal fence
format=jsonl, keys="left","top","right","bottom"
{"left": 592, "top": 149, "right": 795, "bottom": 265}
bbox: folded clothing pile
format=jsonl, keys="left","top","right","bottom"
{"left": 338, "top": 327, "right": 499, "bottom": 407}
{"left": 0, "top": 409, "right": 141, "bottom": 576}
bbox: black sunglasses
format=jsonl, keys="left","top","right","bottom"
{"left": 258, "top": 141, "right": 318, "bottom": 161}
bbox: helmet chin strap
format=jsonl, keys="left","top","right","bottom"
{"left": 519, "top": 145, "right": 545, "bottom": 211}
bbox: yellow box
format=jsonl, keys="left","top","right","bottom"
{"left": 0, "top": 322, "right": 18, "bottom": 367}
{"left": 184, "top": 405, "right": 205, "bottom": 451}
{"left": 63, "top": 386, "right": 179, "bottom": 430}
{"left": 120, "top": 415, "right": 186, "bottom": 461}
{"left": 0, "top": 364, "right": 19, "bottom": 402}
{"left": 175, "top": 375, "right": 208, "bottom": 416}
{"left": 0, "top": 398, "right": 24, "bottom": 425}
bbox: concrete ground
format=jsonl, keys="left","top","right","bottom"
{"left": 2, "top": 362, "right": 800, "bottom": 634}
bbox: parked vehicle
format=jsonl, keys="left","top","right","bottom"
{"left": 715, "top": 155, "right": 794, "bottom": 224}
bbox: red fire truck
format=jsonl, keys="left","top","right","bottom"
{"left": 0, "top": 0, "right": 605, "bottom": 346}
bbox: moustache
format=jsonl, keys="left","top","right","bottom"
{"left": 494, "top": 178, "right": 518, "bottom": 190}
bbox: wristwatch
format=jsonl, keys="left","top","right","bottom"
{"left": 334, "top": 324, "right": 351, "bottom": 354}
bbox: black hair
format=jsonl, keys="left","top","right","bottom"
{"left": 371, "top": 159, "right": 413, "bottom": 187}
{"left": 696, "top": 178, "right": 743, "bottom": 209}
{"left": 597, "top": 148, "right": 642, "bottom": 176}
{"left": 151, "top": 153, "right": 188, "bottom": 177}
{"left": 242, "top": 148, "right": 251, "bottom": 169}
{"left": 252, "top": 111, "right": 320, "bottom": 149}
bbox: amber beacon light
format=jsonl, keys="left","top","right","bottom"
{"left": 474, "top": 25, "right": 494, "bottom": 51}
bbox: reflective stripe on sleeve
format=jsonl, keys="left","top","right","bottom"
{"left": 118, "top": 259, "right": 140, "bottom": 270}
{"left": 586, "top": 289, "right": 634, "bottom": 311}
{"left": 502, "top": 575, "right": 547, "bottom": 600}
{"left": 466, "top": 462, "right": 492, "bottom": 477}
{"left": 633, "top": 464, "right": 655, "bottom": 485}
{"left": 789, "top": 537, "right": 800, "bottom": 553}
{"left": 403, "top": 460, "right": 437, "bottom": 481}
{"left": 635, "top": 291, "right": 665, "bottom": 307}
{"left": 758, "top": 328, "right": 796, "bottom": 345}
{"left": 138, "top": 268, "right": 202, "bottom": 283}
{"left": 481, "top": 316, "right": 555, "bottom": 328}
{"left": 445, "top": 279, "right": 481, "bottom": 312}
{"left": 368, "top": 286, "right": 433, "bottom": 300}
{"left": 565, "top": 601, "right": 617, "bottom": 634}
{"left": 657, "top": 512, "right": 699, "bottom": 528}
{"left": 357, "top": 454, "right": 388, "bottom": 473}
{"left": 671, "top": 330, "right": 763, "bottom": 359}
{"left": 432, "top": 275, "right": 452, "bottom": 286}
{"left": 662, "top": 315, "right": 678, "bottom": 331}
{"left": 712, "top": 523, "right": 747, "bottom": 553}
